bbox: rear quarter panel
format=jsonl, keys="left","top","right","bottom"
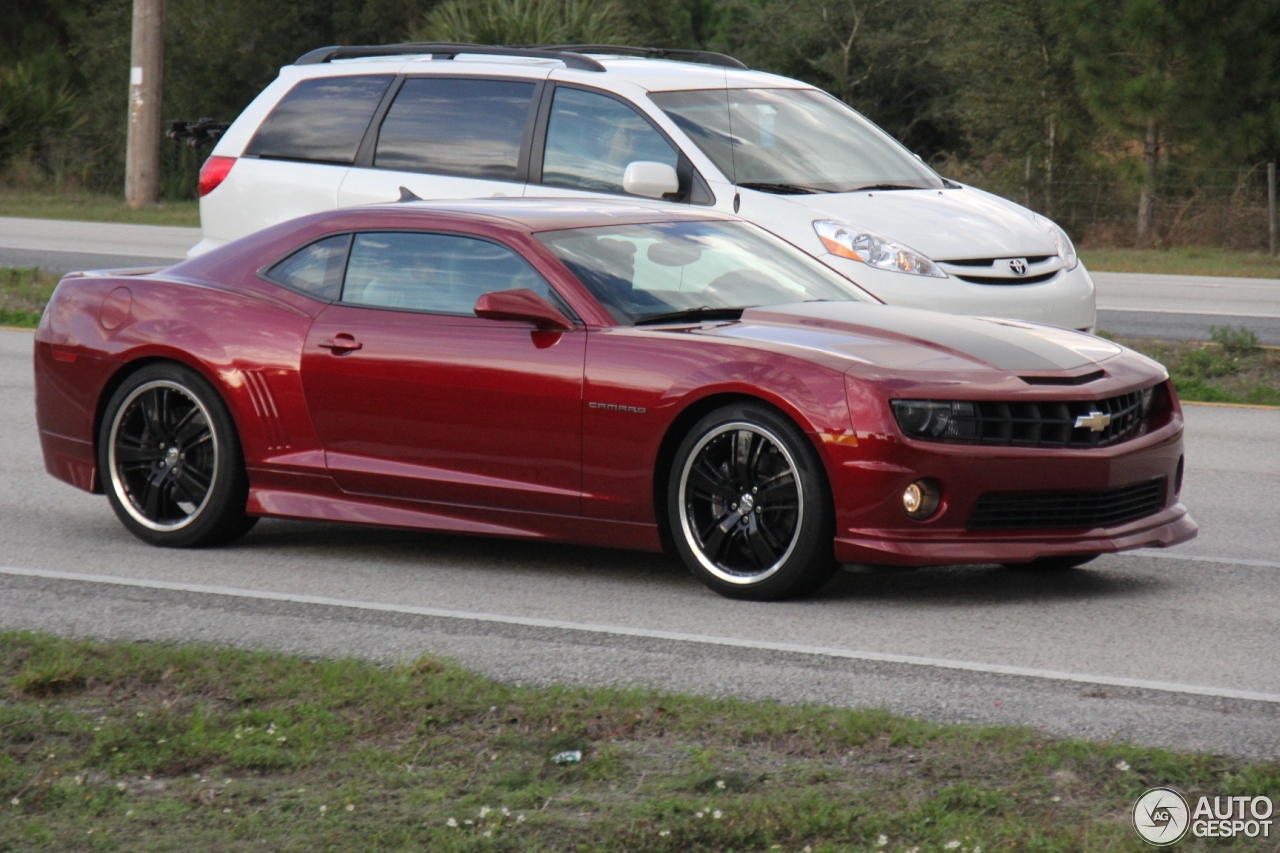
{"left": 34, "top": 269, "right": 325, "bottom": 494}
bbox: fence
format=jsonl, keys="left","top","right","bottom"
{"left": 953, "top": 160, "right": 1279, "bottom": 254}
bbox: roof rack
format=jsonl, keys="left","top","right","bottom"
{"left": 538, "top": 45, "right": 748, "bottom": 70}
{"left": 293, "top": 43, "right": 606, "bottom": 72}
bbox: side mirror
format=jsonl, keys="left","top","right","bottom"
{"left": 474, "top": 289, "right": 573, "bottom": 331}
{"left": 622, "top": 161, "right": 679, "bottom": 199}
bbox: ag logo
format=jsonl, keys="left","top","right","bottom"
{"left": 1007, "top": 258, "right": 1028, "bottom": 276}
{"left": 1133, "top": 787, "right": 1190, "bottom": 846}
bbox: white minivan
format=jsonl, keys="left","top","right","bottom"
{"left": 194, "top": 44, "right": 1095, "bottom": 330}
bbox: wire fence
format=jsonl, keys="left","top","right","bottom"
{"left": 953, "top": 161, "right": 1278, "bottom": 252}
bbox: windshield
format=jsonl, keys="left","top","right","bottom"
{"left": 537, "top": 219, "right": 873, "bottom": 325}
{"left": 649, "top": 88, "right": 943, "bottom": 194}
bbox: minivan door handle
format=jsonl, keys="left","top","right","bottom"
{"left": 319, "top": 334, "right": 363, "bottom": 354}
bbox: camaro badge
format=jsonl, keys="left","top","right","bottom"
{"left": 588, "top": 401, "right": 647, "bottom": 414}
{"left": 1074, "top": 411, "right": 1111, "bottom": 431}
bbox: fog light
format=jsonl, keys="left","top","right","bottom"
{"left": 902, "top": 479, "right": 940, "bottom": 519}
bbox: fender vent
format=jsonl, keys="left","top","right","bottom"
{"left": 242, "top": 370, "right": 291, "bottom": 451}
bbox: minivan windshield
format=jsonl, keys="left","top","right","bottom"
{"left": 650, "top": 88, "right": 944, "bottom": 194}
{"left": 537, "top": 219, "right": 873, "bottom": 325}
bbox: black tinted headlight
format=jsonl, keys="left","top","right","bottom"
{"left": 891, "top": 400, "right": 979, "bottom": 439}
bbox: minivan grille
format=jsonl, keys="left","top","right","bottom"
{"left": 954, "top": 271, "right": 1059, "bottom": 285}
{"left": 967, "top": 478, "right": 1166, "bottom": 530}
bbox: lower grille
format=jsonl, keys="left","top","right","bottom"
{"left": 954, "top": 271, "right": 1059, "bottom": 285}
{"left": 967, "top": 478, "right": 1166, "bottom": 531}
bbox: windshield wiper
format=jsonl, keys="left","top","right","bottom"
{"left": 737, "top": 181, "right": 828, "bottom": 195}
{"left": 849, "top": 183, "right": 922, "bottom": 192}
{"left": 634, "top": 306, "right": 746, "bottom": 326}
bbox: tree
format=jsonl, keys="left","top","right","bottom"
{"left": 719, "top": 0, "right": 958, "bottom": 158}
{"left": 938, "top": 0, "right": 1093, "bottom": 219}
{"left": 412, "top": 0, "right": 633, "bottom": 46}
{"left": 1067, "top": 0, "right": 1252, "bottom": 245}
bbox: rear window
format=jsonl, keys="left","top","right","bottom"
{"left": 374, "top": 78, "right": 536, "bottom": 180}
{"left": 245, "top": 75, "right": 394, "bottom": 165}
{"left": 265, "top": 233, "right": 351, "bottom": 300}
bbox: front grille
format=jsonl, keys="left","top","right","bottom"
{"left": 894, "top": 386, "right": 1157, "bottom": 448}
{"left": 954, "top": 271, "right": 1059, "bottom": 285}
{"left": 967, "top": 478, "right": 1166, "bottom": 530}
{"left": 940, "top": 255, "right": 1055, "bottom": 266}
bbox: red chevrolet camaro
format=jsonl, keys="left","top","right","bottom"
{"left": 34, "top": 199, "right": 1196, "bottom": 600}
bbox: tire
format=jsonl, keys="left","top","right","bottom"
{"left": 667, "top": 402, "right": 837, "bottom": 600}
{"left": 1005, "top": 554, "right": 1099, "bottom": 571}
{"left": 98, "top": 362, "right": 256, "bottom": 548}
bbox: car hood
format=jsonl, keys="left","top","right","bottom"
{"left": 709, "top": 302, "right": 1122, "bottom": 374}
{"left": 756, "top": 185, "right": 1055, "bottom": 260}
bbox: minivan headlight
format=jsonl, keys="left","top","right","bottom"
{"left": 813, "top": 221, "right": 946, "bottom": 278}
{"left": 1034, "top": 214, "right": 1078, "bottom": 271}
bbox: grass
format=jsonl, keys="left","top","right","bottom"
{"left": 0, "top": 190, "right": 199, "bottom": 228}
{"left": 1108, "top": 327, "right": 1280, "bottom": 407}
{"left": 2, "top": 631, "right": 1275, "bottom": 852}
{"left": 1080, "top": 246, "right": 1280, "bottom": 279}
{"left": 0, "top": 267, "right": 58, "bottom": 328}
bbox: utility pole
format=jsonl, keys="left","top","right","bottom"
{"left": 124, "top": 0, "right": 164, "bottom": 208}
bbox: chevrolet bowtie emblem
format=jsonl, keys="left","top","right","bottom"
{"left": 1074, "top": 411, "right": 1111, "bottom": 431}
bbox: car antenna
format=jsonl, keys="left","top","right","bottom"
{"left": 397, "top": 186, "right": 422, "bottom": 202}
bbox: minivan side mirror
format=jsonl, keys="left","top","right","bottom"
{"left": 623, "top": 161, "right": 679, "bottom": 199}
{"left": 474, "top": 289, "right": 574, "bottom": 331}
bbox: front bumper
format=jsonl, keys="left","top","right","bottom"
{"left": 822, "top": 255, "right": 1097, "bottom": 331}
{"left": 824, "top": 407, "right": 1195, "bottom": 567}
{"left": 834, "top": 503, "right": 1196, "bottom": 566}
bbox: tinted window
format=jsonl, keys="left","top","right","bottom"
{"left": 265, "top": 233, "right": 351, "bottom": 300}
{"left": 341, "top": 232, "right": 555, "bottom": 315}
{"left": 542, "top": 88, "right": 678, "bottom": 194}
{"left": 245, "top": 75, "right": 394, "bottom": 164}
{"left": 374, "top": 78, "right": 535, "bottom": 179}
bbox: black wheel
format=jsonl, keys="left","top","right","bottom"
{"left": 98, "top": 362, "right": 256, "bottom": 548}
{"left": 667, "top": 402, "right": 836, "bottom": 600}
{"left": 1006, "top": 554, "right": 1099, "bottom": 571}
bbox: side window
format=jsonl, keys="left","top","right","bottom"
{"left": 541, "top": 88, "right": 679, "bottom": 194}
{"left": 265, "top": 234, "right": 351, "bottom": 300}
{"left": 245, "top": 75, "right": 394, "bottom": 164}
{"left": 341, "top": 232, "right": 557, "bottom": 315}
{"left": 374, "top": 78, "right": 535, "bottom": 180}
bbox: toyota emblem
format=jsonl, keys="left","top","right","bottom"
{"left": 1008, "top": 258, "right": 1028, "bottom": 276}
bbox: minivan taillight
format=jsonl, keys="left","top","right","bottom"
{"left": 198, "top": 156, "right": 236, "bottom": 197}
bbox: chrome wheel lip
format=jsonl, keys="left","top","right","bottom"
{"left": 677, "top": 421, "right": 804, "bottom": 585}
{"left": 107, "top": 379, "right": 219, "bottom": 533}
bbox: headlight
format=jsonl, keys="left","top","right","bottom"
{"left": 1034, "top": 214, "right": 1078, "bottom": 271}
{"left": 813, "top": 221, "right": 946, "bottom": 278}
{"left": 891, "top": 400, "right": 979, "bottom": 439}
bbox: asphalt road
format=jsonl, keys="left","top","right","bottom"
{"left": 0, "top": 216, "right": 195, "bottom": 273}
{"left": 3, "top": 217, "right": 1280, "bottom": 342}
{"left": 1094, "top": 271, "right": 1280, "bottom": 344}
{"left": 2, "top": 328, "right": 1278, "bottom": 760}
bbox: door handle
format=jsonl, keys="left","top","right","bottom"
{"left": 319, "top": 334, "right": 363, "bottom": 354}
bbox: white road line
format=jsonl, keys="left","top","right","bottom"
{"left": 4, "top": 564, "right": 1279, "bottom": 705}
{"left": 1129, "top": 549, "right": 1280, "bottom": 570}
